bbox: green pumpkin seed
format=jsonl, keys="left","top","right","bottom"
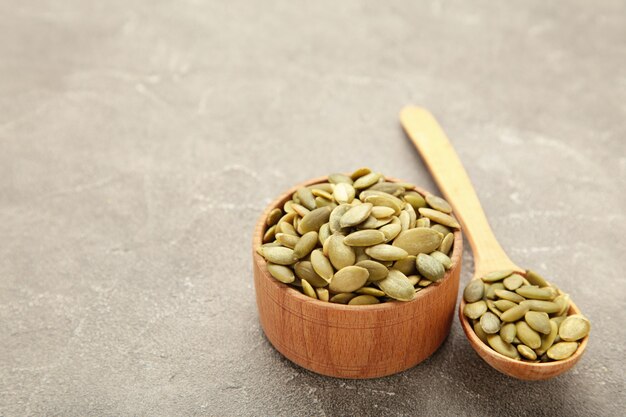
{"left": 486, "top": 300, "right": 503, "bottom": 318}
{"left": 363, "top": 194, "right": 402, "bottom": 215}
{"left": 353, "top": 172, "right": 382, "bottom": 189}
{"left": 500, "top": 323, "right": 517, "bottom": 343}
{"left": 403, "top": 191, "right": 427, "bottom": 210}
{"left": 365, "top": 244, "right": 408, "bottom": 261}
{"left": 500, "top": 303, "right": 530, "bottom": 322}
{"left": 494, "top": 300, "right": 517, "bottom": 311}
{"left": 559, "top": 315, "right": 591, "bottom": 341}
{"left": 294, "top": 261, "right": 329, "bottom": 287}
{"left": 291, "top": 203, "right": 310, "bottom": 217}
{"left": 278, "top": 221, "right": 298, "bottom": 237}
{"left": 329, "top": 266, "right": 369, "bottom": 293}
{"left": 554, "top": 294, "right": 571, "bottom": 316}
{"left": 340, "top": 202, "right": 374, "bottom": 227}
{"left": 431, "top": 224, "right": 451, "bottom": 236}
{"left": 463, "top": 279, "right": 484, "bottom": 303}
{"left": 348, "top": 295, "right": 380, "bottom": 305}
{"left": 370, "top": 182, "right": 404, "bottom": 196}
{"left": 376, "top": 269, "right": 415, "bottom": 301}
{"left": 425, "top": 195, "right": 452, "bottom": 213}
{"left": 430, "top": 251, "right": 452, "bottom": 270}
{"left": 315, "top": 287, "right": 329, "bottom": 301}
{"left": 356, "top": 287, "right": 386, "bottom": 297}
{"left": 525, "top": 311, "right": 552, "bottom": 335}
{"left": 293, "top": 231, "right": 318, "bottom": 259}
{"left": 392, "top": 227, "right": 443, "bottom": 255}
{"left": 418, "top": 208, "right": 460, "bottom": 228}
{"left": 487, "top": 335, "right": 520, "bottom": 359}
{"left": 525, "top": 269, "right": 549, "bottom": 287}
{"left": 327, "top": 234, "right": 356, "bottom": 270}
{"left": 299, "top": 207, "right": 331, "bottom": 234}
{"left": 296, "top": 187, "right": 317, "bottom": 211}
{"left": 379, "top": 222, "right": 402, "bottom": 242}
{"left": 263, "top": 225, "right": 277, "bottom": 243}
{"left": 473, "top": 321, "right": 489, "bottom": 343}
{"left": 494, "top": 289, "right": 525, "bottom": 303}
{"left": 439, "top": 233, "right": 454, "bottom": 255}
{"left": 398, "top": 211, "right": 411, "bottom": 231}
{"left": 261, "top": 246, "right": 297, "bottom": 265}
{"left": 463, "top": 301, "right": 487, "bottom": 319}
{"left": 301, "top": 279, "right": 317, "bottom": 299}
{"left": 310, "top": 249, "right": 334, "bottom": 281}
{"left": 517, "top": 344, "right": 537, "bottom": 360}
{"left": 350, "top": 167, "right": 372, "bottom": 180}
{"left": 392, "top": 255, "right": 417, "bottom": 275}
{"left": 485, "top": 282, "right": 504, "bottom": 299}
{"left": 311, "top": 188, "right": 334, "bottom": 201}
{"left": 416, "top": 253, "right": 445, "bottom": 282}
{"left": 480, "top": 312, "right": 501, "bottom": 334}
{"left": 266, "top": 208, "right": 283, "bottom": 226}
{"left": 329, "top": 293, "right": 356, "bottom": 304}
{"left": 516, "top": 286, "right": 557, "bottom": 300}
{"left": 416, "top": 218, "right": 430, "bottom": 228}
{"left": 407, "top": 275, "right": 420, "bottom": 286}
{"left": 343, "top": 230, "right": 386, "bottom": 247}
{"left": 516, "top": 321, "right": 541, "bottom": 349}
{"left": 418, "top": 279, "right": 432, "bottom": 287}
{"left": 333, "top": 182, "right": 356, "bottom": 204}
{"left": 519, "top": 300, "right": 561, "bottom": 313}
{"left": 371, "top": 206, "right": 396, "bottom": 218}
{"left": 267, "top": 263, "right": 296, "bottom": 284}
{"left": 482, "top": 269, "right": 514, "bottom": 282}
{"left": 329, "top": 204, "right": 351, "bottom": 233}
{"left": 547, "top": 342, "right": 578, "bottom": 360}
{"left": 535, "top": 320, "right": 559, "bottom": 356}
{"left": 355, "top": 260, "right": 389, "bottom": 282}
{"left": 328, "top": 173, "right": 353, "bottom": 184}
{"left": 318, "top": 223, "right": 331, "bottom": 245}
{"left": 503, "top": 274, "right": 524, "bottom": 290}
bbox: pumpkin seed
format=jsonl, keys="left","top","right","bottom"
{"left": 487, "top": 299, "right": 503, "bottom": 318}
{"left": 418, "top": 208, "right": 460, "bottom": 228}
{"left": 329, "top": 204, "right": 351, "bottom": 233}
{"left": 327, "top": 234, "right": 356, "bottom": 270}
{"left": 365, "top": 244, "right": 408, "bottom": 261}
{"left": 363, "top": 194, "right": 402, "bottom": 215}
{"left": 398, "top": 211, "right": 410, "bottom": 231}
{"left": 525, "top": 269, "right": 549, "bottom": 287}
{"left": 485, "top": 283, "right": 504, "bottom": 299}
{"left": 480, "top": 312, "right": 501, "bottom": 334}
{"left": 266, "top": 263, "right": 295, "bottom": 284}
{"left": 494, "top": 289, "right": 525, "bottom": 303}
{"left": 503, "top": 274, "right": 524, "bottom": 290}
{"left": 296, "top": 188, "right": 317, "bottom": 211}
{"left": 473, "top": 321, "right": 489, "bottom": 343}
{"left": 353, "top": 172, "right": 382, "bottom": 189}
{"left": 392, "top": 255, "right": 417, "bottom": 275}
{"left": 525, "top": 311, "right": 552, "bottom": 335}
{"left": 299, "top": 207, "right": 331, "bottom": 234}
{"left": 416, "top": 218, "right": 430, "bottom": 228}
{"left": 266, "top": 208, "right": 283, "bottom": 226}
{"left": 329, "top": 266, "right": 369, "bottom": 293}
{"left": 418, "top": 279, "right": 432, "bottom": 287}
{"left": 516, "top": 321, "right": 541, "bottom": 349}
{"left": 463, "top": 301, "right": 487, "bottom": 319}
{"left": 482, "top": 269, "right": 513, "bottom": 282}
{"left": 554, "top": 294, "right": 571, "bottom": 316}
{"left": 425, "top": 195, "right": 452, "bottom": 213}
{"left": 293, "top": 231, "right": 318, "bottom": 259}
{"left": 291, "top": 203, "right": 310, "bottom": 217}
{"left": 329, "top": 293, "right": 356, "bottom": 304}
{"left": 370, "top": 182, "right": 404, "bottom": 196}
{"left": 333, "top": 182, "right": 356, "bottom": 204}
{"left": 294, "top": 261, "right": 329, "bottom": 287}
{"left": 315, "top": 287, "right": 329, "bottom": 302}
{"left": 340, "top": 203, "right": 373, "bottom": 227}
{"left": 371, "top": 206, "right": 395, "bottom": 218}
{"left": 494, "top": 299, "right": 517, "bottom": 311}
{"left": 261, "top": 246, "right": 297, "bottom": 265}
{"left": 500, "top": 303, "right": 530, "bottom": 322}
{"left": 407, "top": 275, "right": 420, "bottom": 286}
{"left": 559, "top": 315, "right": 591, "bottom": 341}
{"left": 348, "top": 295, "right": 380, "bottom": 305}
{"left": 547, "top": 342, "right": 578, "bottom": 360}
{"left": 535, "top": 320, "right": 559, "bottom": 356}
{"left": 263, "top": 225, "right": 277, "bottom": 243}
{"left": 350, "top": 167, "right": 371, "bottom": 180}
{"left": 356, "top": 287, "right": 386, "bottom": 297}
{"left": 318, "top": 223, "right": 331, "bottom": 245}
{"left": 487, "top": 335, "right": 520, "bottom": 359}
{"left": 310, "top": 249, "right": 334, "bottom": 281}
{"left": 355, "top": 260, "right": 389, "bottom": 282}
{"left": 431, "top": 224, "right": 451, "bottom": 236}
{"left": 343, "top": 229, "right": 386, "bottom": 247}
{"left": 279, "top": 221, "right": 298, "bottom": 237}
{"left": 403, "top": 192, "right": 427, "bottom": 210}
{"left": 500, "top": 323, "right": 516, "bottom": 343}
{"left": 392, "top": 228, "right": 443, "bottom": 255}
{"left": 301, "top": 279, "right": 317, "bottom": 299}
{"left": 463, "top": 279, "right": 484, "bottom": 303}
{"left": 379, "top": 222, "right": 402, "bottom": 242}
{"left": 416, "top": 253, "right": 445, "bottom": 281}
{"left": 376, "top": 270, "right": 415, "bottom": 301}
{"left": 311, "top": 188, "right": 334, "bottom": 201}
{"left": 519, "top": 300, "right": 561, "bottom": 313}
{"left": 328, "top": 173, "right": 353, "bottom": 184}
{"left": 430, "top": 251, "right": 452, "bottom": 270}
{"left": 439, "top": 233, "right": 454, "bottom": 255}
{"left": 517, "top": 344, "right": 537, "bottom": 360}
{"left": 516, "top": 286, "right": 557, "bottom": 300}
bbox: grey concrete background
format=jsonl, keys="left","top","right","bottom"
{"left": 1, "top": 0, "right": 624, "bottom": 415}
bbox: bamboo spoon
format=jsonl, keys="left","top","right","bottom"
{"left": 399, "top": 106, "right": 588, "bottom": 380}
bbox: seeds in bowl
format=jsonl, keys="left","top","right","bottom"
{"left": 462, "top": 269, "right": 590, "bottom": 362}
{"left": 256, "top": 168, "right": 460, "bottom": 304}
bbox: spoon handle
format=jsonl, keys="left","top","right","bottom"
{"left": 400, "top": 106, "right": 519, "bottom": 276}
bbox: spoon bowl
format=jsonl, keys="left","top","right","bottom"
{"left": 400, "top": 106, "right": 589, "bottom": 380}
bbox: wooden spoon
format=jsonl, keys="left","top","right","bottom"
{"left": 399, "top": 106, "right": 588, "bottom": 380}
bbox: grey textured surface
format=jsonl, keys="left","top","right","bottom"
{"left": 1, "top": 0, "right": 625, "bottom": 416}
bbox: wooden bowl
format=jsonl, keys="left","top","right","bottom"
{"left": 252, "top": 177, "right": 463, "bottom": 379}
{"left": 458, "top": 281, "right": 589, "bottom": 380}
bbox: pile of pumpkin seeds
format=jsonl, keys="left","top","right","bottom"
{"left": 463, "top": 269, "right": 590, "bottom": 362}
{"left": 256, "top": 168, "right": 459, "bottom": 305}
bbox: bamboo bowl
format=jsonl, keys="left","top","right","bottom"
{"left": 252, "top": 177, "right": 463, "bottom": 379}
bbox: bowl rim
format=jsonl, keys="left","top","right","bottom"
{"left": 458, "top": 279, "right": 589, "bottom": 369}
{"left": 253, "top": 175, "right": 464, "bottom": 311}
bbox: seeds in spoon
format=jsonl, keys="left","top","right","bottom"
{"left": 463, "top": 301, "right": 487, "bottom": 319}
{"left": 463, "top": 279, "right": 484, "bottom": 303}
{"left": 425, "top": 194, "right": 452, "bottom": 213}
{"left": 417, "top": 208, "right": 460, "bottom": 228}
{"left": 480, "top": 312, "right": 501, "bottom": 334}
{"left": 559, "top": 315, "right": 591, "bottom": 341}
{"left": 487, "top": 335, "right": 520, "bottom": 359}
{"left": 547, "top": 342, "right": 579, "bottom": 360}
